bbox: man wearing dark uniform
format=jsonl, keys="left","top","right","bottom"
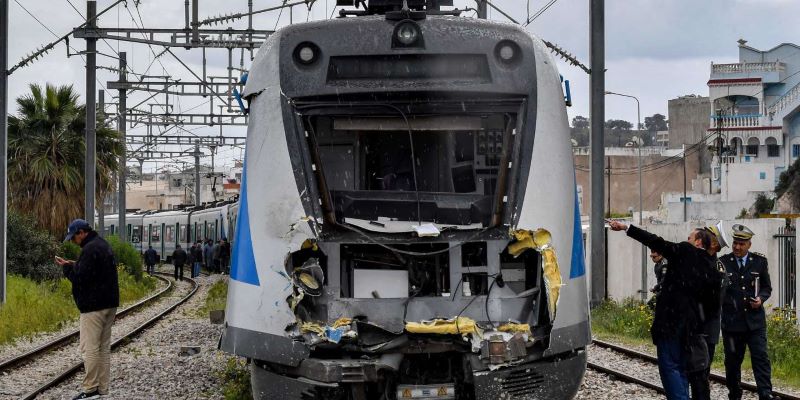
{"left": 720, "top": 224, "right": 774, "bottom": 400}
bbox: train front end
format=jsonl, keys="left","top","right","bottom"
{"left": 221, "top": 10, "right": 589, "bottom": 400}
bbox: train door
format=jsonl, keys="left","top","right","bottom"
{"left": 159, "top": 223, "right": 165, "bottom": 259}
{"left": 126, "top": 224, "right": 132, "bottom": 242}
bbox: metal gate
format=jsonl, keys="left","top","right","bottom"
{"left": 774, "top": 226, "right": 796, "bottom": 310}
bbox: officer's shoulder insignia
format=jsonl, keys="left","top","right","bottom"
{"left": 716, "top": 259, "right": 725, "bottom": 272}
{"left": 751, "top": 252, "right": 766, "bottom": 259}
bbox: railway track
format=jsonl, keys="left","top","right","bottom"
{"left": 0, "top": 273, "right": 198, "bottom": 400}
{"left": 590, "top": 339, "right": 800, "bottom": 400}
{"left": 0, "top": 274, "right": 172, "bottom": 374}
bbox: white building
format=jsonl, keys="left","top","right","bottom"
{"left": 708, "top": 40, "right": 800, "bottom": 203}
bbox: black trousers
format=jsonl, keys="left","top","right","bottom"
{"left": 174, "top": 264, "right": 185, "bottom": 281}
{"left": 722, "top": 328, "right": 773, "bottom": 400}
{"left": 688, "top": 338, "right": 717, "bottom": 400}
{"left": 146, "top": 263, "right": 155, "bottom": 274}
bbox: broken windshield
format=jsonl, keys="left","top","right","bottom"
{"left": 304, "top": 113, "right": 514, "bottom": 229}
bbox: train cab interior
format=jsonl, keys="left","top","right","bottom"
{"left": 304, "top": 113, "right": 516, "bottom": 229}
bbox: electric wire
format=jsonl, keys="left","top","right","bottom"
{"left": 524, "top": 0, "right": 558, "bottom": 26}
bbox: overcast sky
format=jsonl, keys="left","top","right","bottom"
{"left": 6, "top": 0, "right": 800, "bottom": 172}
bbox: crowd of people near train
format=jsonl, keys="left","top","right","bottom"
{"left": 143, "top": 238, "right": 231, "bottom": 280}
{"left": 609, "top": 220, "right": 776, "bottom": 400}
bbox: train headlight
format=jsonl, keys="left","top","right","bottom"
{"left": 293, "top": 42, "right": 320, "bottom": 66}
{"left": 393, "top": 20, "right": 423, "bottom": 48}
{"left": 495, "top": 40, "right": 522, "bottom": 66}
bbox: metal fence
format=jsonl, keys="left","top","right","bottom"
{"left": 773, "top": 226, "right": 796, "bottom": 310}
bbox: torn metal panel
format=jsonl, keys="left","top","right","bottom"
{"left": 404, "top": 317, "right": 482, "bottom": 337}
{"left": 508, "top": 228, "right": 563, "bottom": 321}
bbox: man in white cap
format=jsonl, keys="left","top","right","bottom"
{"left": 719, "top": 224, "right": 774, "bottom": 400}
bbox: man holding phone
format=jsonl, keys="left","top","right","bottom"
{"left": 719, "top": 224, "right": 774, "bottom": 400}
{"left": 55, "top": 219, "right": 119, "bottom": 399}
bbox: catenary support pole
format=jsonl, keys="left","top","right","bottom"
{"left": 191, "top": 0, "right": 199, "bottom": 44}
{"left": 683, "top": 146, "right": 687, "bottom": 222}
{"left": 118, "top": 52, "right": 127, "bottom": 242}
{"left": 590, "top": 0, "right": 606, "bottom": 306}
{"left": 476, "top": 0, "right": 487, "bottom": 18}
{"left": 98, "top": 90, "right": 105, "bottom": 236}
{"left": 194, "top": 141, "right": 201, "bottom": 206}
{"left": 85, "top": 0, "right": 97, "bottom": 226}
{"left": 0, "top": 0, "right": 8, "bottom": 304}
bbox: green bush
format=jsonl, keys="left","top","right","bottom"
{"left": 59, "top": 241, "right": 81, "bottom": 260}
{"left": 767, "top": 308, "right": 800, "bottom": 387}
{"left": 106, "top": 235, "right": 144, "bottom": 280}
{"left": 218, "top": 357, "right": 253, "bottom": 400}
{"left": 7, "top": 211, "right": 60, "bottom": 281}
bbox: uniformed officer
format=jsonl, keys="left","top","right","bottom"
{"left": 688, "top": 223, "right": 728, "bottom": 400}
{"left": 720, "top": 224, "right": 774, "bottom": 400}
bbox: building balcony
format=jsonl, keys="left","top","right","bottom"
{"left": 709, "top": 114, "right": 764, "bottom": 129}
{"left": 710, "top": 61, "right": 785, "bottom": 83}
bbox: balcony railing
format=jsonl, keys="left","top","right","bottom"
{"left": 710, "top": 114, "right": 762, "bottom": 128}
{"left": 711, "top": 61, "right": 785, "bottom": 74}
{"left": 768, "top": 81, "right": 800, "bottom": 116}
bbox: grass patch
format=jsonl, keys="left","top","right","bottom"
{"left": 0, "top": 267, "right": 158, "bottom": 345}
{"left": 591, "top": 298, "right": 653, "bottom": 343}
{"left": 197, "top": 278, "right": 228, "bottom": 318}
{"left": 218, "top": 356, "right": 253, "bottom": 400}
{"left": 592, "top": 299, "right": 800, "bottom": 389}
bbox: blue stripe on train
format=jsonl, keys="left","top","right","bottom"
{"left": 230, "top": 164, "right": 260, "bottom": 286}
{"left": 569, "top": 188, "right": 586, "bottom": 279}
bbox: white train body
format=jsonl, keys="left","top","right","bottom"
{"left": 222, "top": 9, "right": 589, "bottom": 400}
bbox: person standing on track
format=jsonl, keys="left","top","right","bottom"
{"left": 55, "top": 219, "right": 119, "bottom": 400}
{"left": 609, "top": 221, "right": 717, "bottom": 400}
{"left": 192, "top": 241, "right": 204, "bottom": 277}
{"left": 688, "top": 224, "right": 728, "bottom": 400}
{"left": 144, "top": 245, "right": 158, "bottom": 275}
{"left": 220, "top": 238, "right": 231, "bottom": 275}
{"left": 172, "top": 244, "right": 188, "bottom": 281}
{"left": 720, "top": 224, "right": 774, "bottom": 400}
{"left": 203, "top": 239, "right": 214, "bottom": 273}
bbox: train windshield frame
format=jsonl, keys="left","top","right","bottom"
{"left": 299, "top": 104, "right": 522, "bottom": 231}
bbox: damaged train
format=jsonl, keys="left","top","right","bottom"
{"left": 220, "top": 1, "right": 590, "bottom": 399}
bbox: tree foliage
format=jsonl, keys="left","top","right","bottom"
{"left": 8, "top": 211, "right": 60, "bottom": 281}
{"left": 8, "top": 83, "right": 124, "bottom": 236}
{"left": 644, "top": 113, "right": 669, "bottom": 133}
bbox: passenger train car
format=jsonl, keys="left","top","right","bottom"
{"left": 222, "top": 1, "right": 590, "bottom": 399}
{"left": 102, "top": 200, "right": 239, "bottom": 261}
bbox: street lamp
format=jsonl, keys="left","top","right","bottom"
{"left": 605, "top": 90, "right": 646, "bottom": 302}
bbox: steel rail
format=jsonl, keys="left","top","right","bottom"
{"left": 0, "top": 274, "right": 171, "bottom": 373}
{"left": 586, "top": 360, "right": 665, "bottom": 394}
{"left": 592, "top": 339, "right": 800, "bottom": 400}
{"left": 18, "top": 273, "right": 199, "bottom": 400}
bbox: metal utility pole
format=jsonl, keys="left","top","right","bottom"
{"left": 606, "top": 91, "right": 645, "bottom": 301}
{"left": 590, "top": 0, "right": 606, "bottom": 306}
{"left": 97, "top": 90, "right": 105, "bottom": 236}
{"left": 0, "top": 0, "right": 8, "bottom": 304}
{"left": 194, "top": 141, "right": 201, "bottom": 206}
{"left": 476, "top": 0, "right": 487, "bottom": 18}
{"left": 118, "top": 52, "right": 127, "bottom": 241}
{"left": 85, "top": 0, "right": 97, "bottom": 226}
{"left": 683, "top": 146, "right": 688, "bottom": 222}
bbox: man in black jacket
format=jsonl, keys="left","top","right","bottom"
{"left": 720, "top": 224, "right": 774, "bottom": 400}
{"left": 144, "top": 245, "right": 158, "bottom": 274}
{"left": 55, "top": 219, "right": 119, "bottom": 400}
{"left": 172, "top": 244, "right": 188, "bottom": 281}
{"left": 609, "top": 221, "right": 718, "bottom": 400}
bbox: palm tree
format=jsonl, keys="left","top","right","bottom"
{"left": 8, "top": 83, "right": 124, "bottom": 236}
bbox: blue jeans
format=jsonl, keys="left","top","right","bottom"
{"left": 656, "top": 339, "right": 689, "bottom": 400}
{"left": 193, "top": 262, "right": 201, "bottom": 278}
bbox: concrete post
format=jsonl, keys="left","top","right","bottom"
{"left": 590, "top": 0, "right": 606, "bottom": 306}
{"left": 118, "top": 52, "right": 127, "bottom": 241}
{"left": 85, "top": 1, "right": 97, "bottom": 225}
